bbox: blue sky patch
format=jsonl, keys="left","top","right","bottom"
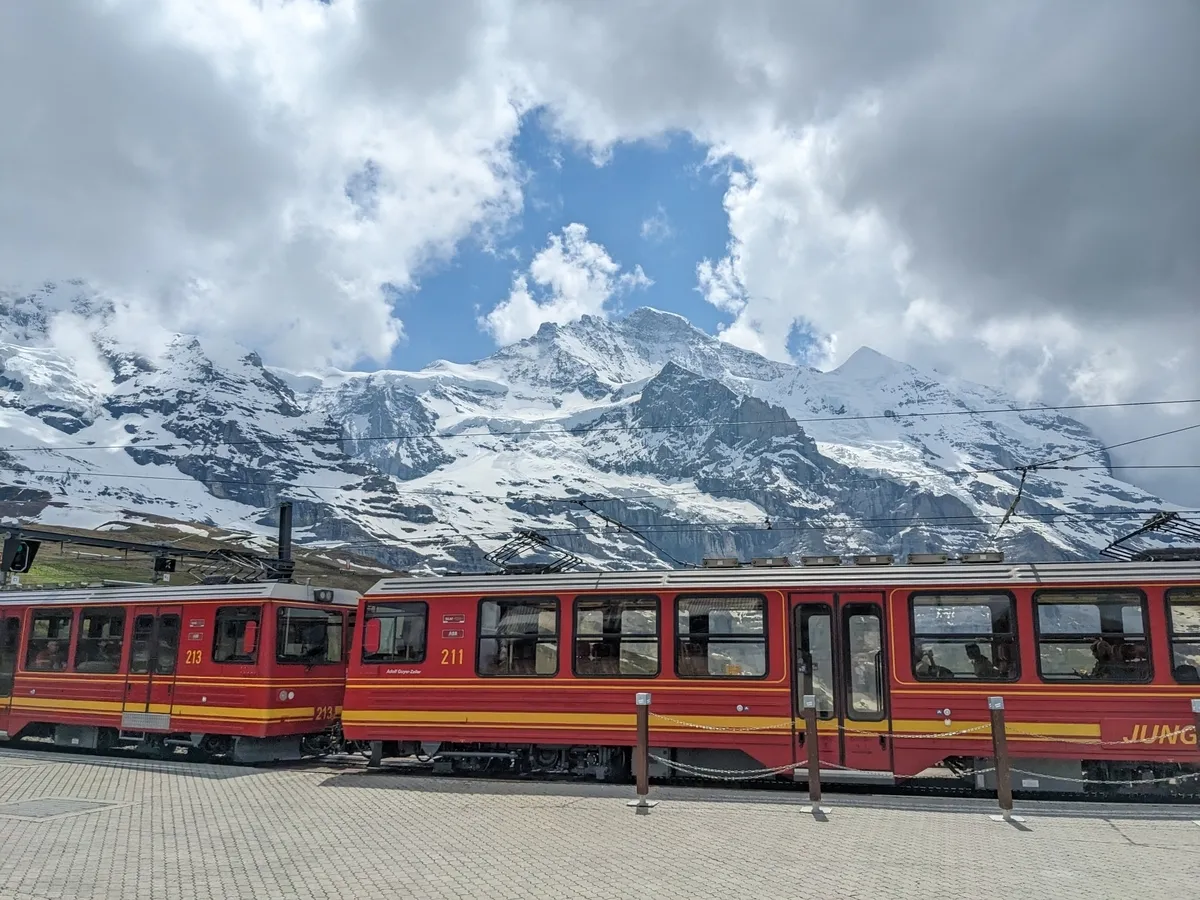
{"left": 380, "top": 111, "right": 737, "bottom": 371}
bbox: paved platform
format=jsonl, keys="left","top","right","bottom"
{"left": 1, "top": 747, "right": 1198, "bottom": 900}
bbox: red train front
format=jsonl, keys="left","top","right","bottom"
{"left": 342, "top": 554, "right": 1200, "bottom": 795}
{"left": 0, "top": 582, "right": 359, "bottom": 763}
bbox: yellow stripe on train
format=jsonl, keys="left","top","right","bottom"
{"left": 7, "top": 696, "right": 337, "bottom": 723}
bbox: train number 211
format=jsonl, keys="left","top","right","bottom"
{"left": 440, "top": 648, "right": 464, "bottom": 665}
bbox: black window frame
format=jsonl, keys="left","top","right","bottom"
{"left": 345, "top": 610, "right": 357, "bottom": 659}
{"left": 73, "top": 606, "right": 127, "bottom": 674}
{"left": 361, "top": 601, "right": 428, "bottom": 665}
{"left": 571, "top": 594, "right": 661, "bottom": 678}
{"left": 1165, "top": 587, "right": 1200, "bottom": 684}
{"left": 908, "top": 591, "right": 1020, "bottom": 683}
{"left": 0, "top": 615, "right": 20, "bottom": 697}
{"left": 24, "top": 608, "right": 74, "bottom": 672}
{"left": 842, "top": 602, "right": 888, "bottom": 723}
{"left": 1033, "top": 588, "right": 1152, "bottom": 683}
{"left": 674, "top": 593, "right": 770, "bottom": 680}
{"left": 793, "top": 603, "right": 836, "bottom": 720}
{"left": 275, "top": 605, "right": 346, "bottom": 666}
{"left": 128, "top": 612, "right": 181, "bottom": 676}
{"left": 212, "top": 605, "right": 263, "bottom": 664}
{"left": 129, "top": 613, "right": 155, "bottom": 676}
{"left": 475, "top": 595, "right": 560, "bottom": 678}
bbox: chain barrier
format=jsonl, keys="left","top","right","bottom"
{"left": 648, "top": 712, "right": 990, "bottom": 740}
{"left": 649, "top": 748, "right": 1200, "bottom": 789}
{"left": 1004, "top": 729, "right": 1198, "bottom": 748}
{"left": 647, "top": 753, "right": 803, "bottom": 781}
{"left": 648, "top": 712, "right": 1196, "bottom": 749}
{"left": 1010, "top": 766, "right": 1200, "bottom": 787}
{"left": 648, "top": 713, "right": 792, "bottom": 733}
{"left": 647, "top": 751, "right": 998, "bottom": 783}
{"left": 843, "top": 724, "right": 992, "bottom": 740}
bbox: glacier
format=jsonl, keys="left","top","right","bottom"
{"left": 0, "top": 283, "right": 1179, "bottom": 573}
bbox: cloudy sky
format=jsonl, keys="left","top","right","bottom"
{"left": 2, "top": 0, "right": 1198, "bottom": 502}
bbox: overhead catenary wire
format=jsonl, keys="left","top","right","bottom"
{"left": 3, "top": 400, "right": 1197, "bottom": 566}
{"left": 571, "top": 498, "right": 700, "bottom": 569}
{"left": 993, "top": 421, "right": 1200, "bottom": 536}
{"left": 4, "top": 462, "right": 1198, "bottom": 504}
{"left": 300, "top": 508, "right": 1200, "bottom": 555}
{"left": 1, "top": 395, "right": 1198, "bottom": 455}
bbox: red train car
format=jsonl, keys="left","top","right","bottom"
{"left": 342, "top": 555, "right": 1200, "bottom": 794}
{"left": 0, "top": 581, "right": 359, "bottom": 763}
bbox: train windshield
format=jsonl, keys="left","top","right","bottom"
{"left": 276, "top": 607, "right": 344, "bottom": 665}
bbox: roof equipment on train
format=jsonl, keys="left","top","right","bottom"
{"left": 1100, "top": 511, "right": 1200, "bottom": 562}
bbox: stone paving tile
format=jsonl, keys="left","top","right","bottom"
{"left": 0, "top": 748, "right": 1197, "bottom": 899}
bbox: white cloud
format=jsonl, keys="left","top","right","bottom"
{"left": 640, "top": 205, "right": 674, "bottom": 242}
{"left": 4, "top": 1, "right": 1198, "bottom": 503}
{"left": 494, "top": 1, "right": 1199, "bottom": 502}
{"left": 0, "top": 0, "right": 525, "bottom": 370}
{"left": 482, "top": 223, "right": 651, "bottom": 343}
{"left": 45, "top": 313, "right": 117, "bottom": 395}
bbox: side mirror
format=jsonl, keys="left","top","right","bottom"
{"left": 242, "top": 620, "right": 258, "bottom": 656}
{"left": 364, "top": 618, "right": 381, "bottom": 656}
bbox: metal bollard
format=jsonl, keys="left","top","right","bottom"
{"left": 367, "top": 740, "right": 383, "bottom": 769}
{"left": 803, "top": 694, "right": 822, "bottom": 805}
{"left": 627, "top": 691, "right": 658, "bottom": 812}
{"left": 988, "top": 696, "right": 1020, "bottom": 822}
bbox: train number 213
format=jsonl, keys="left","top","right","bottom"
{"left": 440, "top": 648, "right": 464, "bottom": 665}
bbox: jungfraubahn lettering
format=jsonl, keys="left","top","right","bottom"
{"left": 1121, "top": 724, "right": 1197, "bottom": 745}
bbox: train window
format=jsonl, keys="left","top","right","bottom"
{"left": 212, "top": 606, "right": 262, "bottom": 664}
{"left": 794, "top": 605, "right": 834, "bottom": 719}
{"left": 156, "top": 616, "right": 180, "bottom": 675}
{"left": 909, "top": 593, "right": 1019, "bottom": 682}
{"left": 1166, "top": 588, "right": 1200, "bottom": 684}
{"left": 1034, "top": 590, "right": 1151, "bottom": 682}
{"left": 477, "top": 597, "right": 558, "bottom": 677}
{"left": 675, "top": 595, "right": 767, "bottom": 678}
{"left": 24, "top": 609, "right": 73, "bottom": 672}
{"left": 73, "top": 608, "right": 126, "bottom": 674}
{"left": 845, "top": 608, "right": 885, "bottom": 720}
{"left": 276, "top": 607, "right": 344, "bottom": 665}
{"left": 1, "top": 617, "right": 20, "bottom": 697}
{"left": 361, "top": 602, "right": 427, "bottom": 664}
{"left": 129, "top": 614, "right": 180, "bottom": 675}
{"left": 573, "top": 596, "right": 659, "bottom": 677}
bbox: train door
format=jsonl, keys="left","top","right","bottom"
{"left": 0, "top": 614, "right": 20, "bottom": 737}
{"left": 121, "top": 606, "right": 182, "bottom": 731}
{"left": 791, "top": 591, "right": 892, "bottom": 777}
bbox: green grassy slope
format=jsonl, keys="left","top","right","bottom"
{"left": 2, "top": 518, "right": 397, "bottom": 594}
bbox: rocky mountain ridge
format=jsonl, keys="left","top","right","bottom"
{"left": 0, "top": 282, "right": 1176, "bottom": 573}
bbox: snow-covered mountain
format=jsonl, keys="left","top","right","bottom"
{"left": 0, "top": 282, "right": 1178, "bottom": 573}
